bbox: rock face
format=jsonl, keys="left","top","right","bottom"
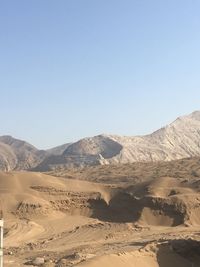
{"left": 46, "top": 143, "right": 71, "bottom": 156}
{"left": 105, "top": 110, "right": 200, "bottom": 163}
{"left": 35, "top": 135, "right": 123, "bottom": 171}
{"left": 35, "top": 111, "right": 200, "bottom": 171}
{"left": 2, "top": 111, "right": 200, "bottom": 171}
{"left": 0, "top": 136, "right": 47, "bottom": 171}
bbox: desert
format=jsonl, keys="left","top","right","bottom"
{"left": 2, "top": 1, "right": 200, "bottom": 266}
{"left": 2, "top": 156, "right": 200, "bottom": 266}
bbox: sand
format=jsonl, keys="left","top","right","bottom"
{"left": 1, "top": 171, "right": 200, "bottom": 266}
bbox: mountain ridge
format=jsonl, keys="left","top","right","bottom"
{"left": 1, "top": 110, "right": 200, "bottom": 171}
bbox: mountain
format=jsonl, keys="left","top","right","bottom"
{"left": 46, "top": 143, "right": 71, "bottom": 155}
{"left": 34, "top": 110, "right": 200, "bottom": 171}
{"left": 0, "top": 136, "right": 47, "bottom": 171}
{"left": 34, "top": 135, "right": 123, "bottom": 171}
{"left": 2, "top": 110, "right": 200, "bottom": 171}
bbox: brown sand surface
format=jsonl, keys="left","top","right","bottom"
{"left": 2, "top": 171, "right": 200, "bottom": 266}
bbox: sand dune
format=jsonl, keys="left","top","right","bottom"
{"left": 77, "top": 240, "right": 200, "bottom": 267}
{"left": 2, "top": 171, "right": 200, "bottom": 266}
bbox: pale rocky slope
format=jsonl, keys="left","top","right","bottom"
{"left": 105, "top": 110, "right": 200, "bottom": 163}
{"left": 2, "top": 110, "right": 200, "bottom": 171}
{"left": 0, "top": 136, "right": 47, "bottom": 171}
{"left": 46, "top": 142, "right": 71, "bottom": 156}
{"left": 0, "top": 137, "right": 70, "bottom": 171}
{"left": 35, "top": 110, "right": 200, "bottom": 171}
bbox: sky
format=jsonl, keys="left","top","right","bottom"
{"left": 1, "top": 0, "right": 200, "bottom": 149}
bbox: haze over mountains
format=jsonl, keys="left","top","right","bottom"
{"left": 1, "top": 110, "right": 200, "bottom": 171}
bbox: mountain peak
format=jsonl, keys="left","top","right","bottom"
{"left": 2, "top": 110, "right": 200, "bottom": 171}
{"left": 188, "top": 110, "right": 200, "bottom": 120}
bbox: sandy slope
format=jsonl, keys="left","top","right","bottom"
{"left": 77, "top": 240, "right": 200, "bottom": 267}
{"left": 0, "top": 172, "right": 105, "bottom": 248}
{"left": 1, "top": 171, "right": 200, "bottom": 266}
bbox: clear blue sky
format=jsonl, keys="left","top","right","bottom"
{"left": 1, "top": 0, "right": 200, "bottom": 149}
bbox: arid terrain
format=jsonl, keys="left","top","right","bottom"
{"left": 2, "top": 157, "right": 200, "bottom": 266}
{"left": 2, "top": 111, "right": 200, "bottom": 172}
{"left": 2, "top": 0, "right": 200, "bottom": 265}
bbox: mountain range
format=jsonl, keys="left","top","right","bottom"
{"left": 1, "top": 110, "right": 200, "bottom": 171}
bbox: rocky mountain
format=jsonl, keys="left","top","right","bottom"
{"left": 2, "top": 111, "right": 200, "bottom": 171}
{"left": 46, "top": 143, "right": 71, "bottom": 156}
{"left": 0, "top": 136, "right": 47, "bottom": 171}
{"left": 34, "top": 110, "right": 200, "bottom": 171}
{"left": 34, "top": 135, "right": 123, "bottom": 171}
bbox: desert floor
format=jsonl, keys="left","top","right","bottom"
{"left": 2, "top": 171, "right": 200, "bottom": 266}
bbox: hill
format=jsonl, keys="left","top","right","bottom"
{"left": 49, "top": 157, "right": 200, "bottom": 184}
{"left": 2, "top": 110, "right": 200, "bottom": 171}
{"left": 2, "top": 170, "right": 200, "bottom": 266}
{"left": 35, "top": 110, "right": 200, "bottom": 171}
{"left": 0, "top": 136, "right": 47, "bottom": 171}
